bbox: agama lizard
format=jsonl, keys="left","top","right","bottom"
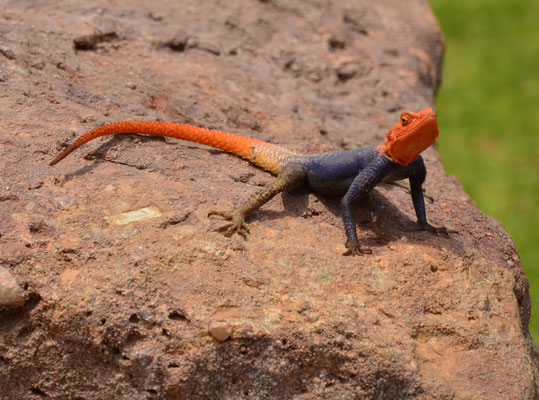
{"left": 50, "top": 108, "right": 449, "bottom": 255}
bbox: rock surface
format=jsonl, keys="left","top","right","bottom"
{"left": 0, "top": 0, "right": 537, "bottom": 399}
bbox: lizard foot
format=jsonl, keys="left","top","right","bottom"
{"left": 418, "top": 221, "right": 457, "bottom": 237}
{"left": 343, "top": 239, "right": 372, "bottom": 256}
{"left": 208, "top": 210, "right": 250, "bottom": 238}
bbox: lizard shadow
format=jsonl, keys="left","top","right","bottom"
{"left": 247, "top": 187, "right": 311, "bottom": 222}
{"left": 254, "top": 183, "right": 461, "bottom": 252}
{"left": 53, "top": 135, "right": 167, "bottom": 183}
{"left": 57, "top": 162, "right": 102, "bottom": 183}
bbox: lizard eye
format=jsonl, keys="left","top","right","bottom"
{"left": 401, "top": 114, "right": 410, "bottom": 126}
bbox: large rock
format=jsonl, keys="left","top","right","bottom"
{"left": 0, "top": 0, "right": 536, "bottom": 398}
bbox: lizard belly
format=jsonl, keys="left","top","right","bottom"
{"left": 307, "top": 176, "right": 356, "bottom": 196}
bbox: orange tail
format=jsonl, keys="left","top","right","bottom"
{"left": 50, "top": 121, "right": 301, "bottom": 174}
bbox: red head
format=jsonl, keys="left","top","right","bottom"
{"left": 377, "top": 108, "right": 439, "bottom": 166}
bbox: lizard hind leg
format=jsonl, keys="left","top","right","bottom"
{"left": 208, "top": 163, "right": 306, "bottom": 237}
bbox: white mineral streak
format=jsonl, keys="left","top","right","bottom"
{"left": 105, "top": 205, "right": 162, "bottom": 226}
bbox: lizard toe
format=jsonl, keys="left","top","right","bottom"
{"left": 418, "top": 222, "right": 456, "bottom": 237}
{"left": 215, "top": 218, "right": 250, "bottom": 238}
{"left": 344, "top": 240, "right": 372, "bottom": 256}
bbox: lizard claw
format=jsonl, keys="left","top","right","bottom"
{"left": 343, "top": 239, "right": 372, "bottom": 256}
{"left": 418, "top": 221, "right": 456, "bottom": 237}
{"left": 209, "top": 209, "right": 250, "bottom": 238}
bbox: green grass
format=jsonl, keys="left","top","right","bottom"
{"left": 428, "top": 0, "right": 539, "bottom": 342}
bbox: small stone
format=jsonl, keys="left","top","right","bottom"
{"left": 105, "top": 205, "right": 162, "bottom": 226}
{"left": 0, "top": 267, "right": 25, "bottom": 307}
{"left": 307, "top": 312, "right": 320, "bottom": 323}
{"left": 140, "top": 309, "right": 154, "bottom": 322}
{"left": 209, "top": 322, "right": 233, "bottom": 341}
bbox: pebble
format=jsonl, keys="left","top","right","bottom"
{"left": 208, "top": 322, "right": 233, "bottom": 341}
{"left": 0, "top": 267, "right": 25, "bottom": 307}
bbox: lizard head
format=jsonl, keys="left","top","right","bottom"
{"left": 377, "top": 108, "right": 439, "bottom": 166}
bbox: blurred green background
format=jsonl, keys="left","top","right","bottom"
{"left": 428, "top": 0, "right": 539, "bottom": 344}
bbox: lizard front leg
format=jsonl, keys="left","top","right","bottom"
{"left": 341, "top": 157, "right": 392, "bottom": 255}
{"left": 409, "top": 163, "right": 452, "bottom": 236}
{"left": 209, "top": 163, "right": 305, "bottom": 237}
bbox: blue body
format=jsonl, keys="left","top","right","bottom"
{"left": 285, "top": 146, "right": 429, "bottom": 245}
